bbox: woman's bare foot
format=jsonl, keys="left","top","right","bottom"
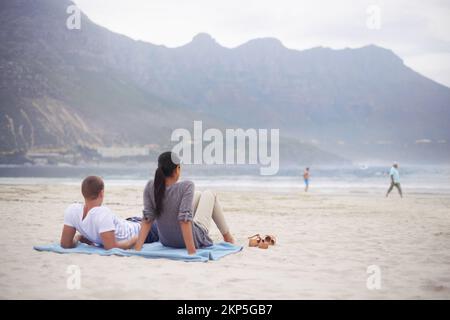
{"left": 223, "top": 232, "right": 235, "bottom": 244}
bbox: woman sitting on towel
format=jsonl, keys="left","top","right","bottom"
{"left": 134, "top": 151, "right": 235, "bottom": 255}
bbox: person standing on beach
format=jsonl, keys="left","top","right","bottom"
{"left": 303, "top": 167, "right": 310, "bottom": 192}
{"left": 386, "top": 162, "right": 403, "bottom": 198}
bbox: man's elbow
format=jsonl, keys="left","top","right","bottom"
{"left": 103, "top": 243, "right": 118, "bottom": 250}
{"left": 60, "top": 241, "right": 73, "bottom": 249}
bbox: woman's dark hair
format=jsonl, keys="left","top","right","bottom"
{"left": 154, "top": 151, "right": 180, "bottom": 217}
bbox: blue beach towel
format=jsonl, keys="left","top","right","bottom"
{"left": 33, "top": 242, "right": 243, "bottom": 262}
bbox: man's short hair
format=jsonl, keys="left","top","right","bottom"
{"left": 81, "top": 176, "right": 104, "bottom": 200}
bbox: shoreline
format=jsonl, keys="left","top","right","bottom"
{"left": 1, "top": 177, "right": 450, "bottom": 195}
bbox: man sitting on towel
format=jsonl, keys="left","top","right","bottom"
{"left": 60, "top": 176, "right": 158, "bottom": 249}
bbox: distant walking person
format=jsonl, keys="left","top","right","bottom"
{"left": 303, "top": 167, "right": 310, "bottom": 192}
{"left": 386, "top": 162, "right": 403, "bottom": 198}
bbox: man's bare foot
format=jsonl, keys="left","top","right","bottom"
{"left": 223, "top": 232, "right": 235, "bottom": 244}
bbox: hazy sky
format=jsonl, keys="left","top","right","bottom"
{"left": 73, "top": 0, "right": 450, "bottom": 87}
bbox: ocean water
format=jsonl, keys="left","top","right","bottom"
{"left": 1, "top": 164, "right": 449, "bottom": 194}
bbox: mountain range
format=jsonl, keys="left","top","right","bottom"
{"left": 1, "top": 0, "right": 449, "bottom": 165}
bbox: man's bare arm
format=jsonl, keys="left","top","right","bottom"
{"left": 100, "top": 231, "right": 138, "bottom": 250}
{"left": 60, "top": 225, "right": 78, "bottom": 248}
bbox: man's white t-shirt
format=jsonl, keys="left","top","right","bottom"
{"left": 64, "top": 203, "right": 141, "bottom": 246}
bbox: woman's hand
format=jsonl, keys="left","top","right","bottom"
{"left": 134, "top": 220, "right": 152, "bottom": 251}
{"left": 179, "top": 221, "right": 196, "bottom": 255}
{"left": 60, "top": 225, "right": 77, "bottom": 248}
{"left": 101, "top": 232, "right": 139, "bottom": 250}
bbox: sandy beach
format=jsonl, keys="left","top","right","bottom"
{"left": 0, "top": 182, "right": 449, "bottom": 299}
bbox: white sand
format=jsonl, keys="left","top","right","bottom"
{"left": 0, "top": 183, "right": 449, "bottom": 299}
